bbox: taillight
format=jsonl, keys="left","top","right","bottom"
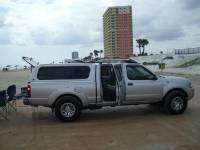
{"left": 27, "top": 85, "right": 31, "bottom": 97}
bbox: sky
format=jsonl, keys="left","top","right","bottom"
{"left": 0, "top": 0, "right": 200, "bottom": 67}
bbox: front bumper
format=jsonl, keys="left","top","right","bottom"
{"left": 188, "top": 88, "right": 195, "bottom": 100}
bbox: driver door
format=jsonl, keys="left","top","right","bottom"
{"left": 125, "top": 64, "right": 163, "bottom": 103}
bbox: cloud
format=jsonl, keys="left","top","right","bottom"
{"left": 148, "top": 27, "right": 185, "bottom": 42}
{"left": 133, "top": 0, "right": 186, "bottom": 41}
{"left": 0, "top": 6, "right": 7, "bottom": 27}
{"left": 178, "top": 0, "right": 200, "bottom": 10}
{"left": 9, "top": 0, "right": 54, "bottom": 4}
{"left": 0, "top": 27, "right": 10, "bottom": 44}
{"left": 0, "top": 0, "right": 199, "bottom": 57}
{"left": 1, "top": 0, "right": 107, "bottom": 45}
{"left": 1, "top": 0, "right": 198, "bottom": 45}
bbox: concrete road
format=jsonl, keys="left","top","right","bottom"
{"left": 0, "top": 72, "right": 200, "bottom": 150}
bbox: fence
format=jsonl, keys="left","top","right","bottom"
{"left": 174, "top": 47, "right": 200, "bottom": 55}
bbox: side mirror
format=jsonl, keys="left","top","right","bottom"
{"left": 148, "top": 75, "right": 157, "bottom": 80}
{"left": 152, "top": 75, "right": 158, "bottom": 80}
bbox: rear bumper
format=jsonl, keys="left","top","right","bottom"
{"left": 23, "top": 98, "right": 33, "bottom": 106}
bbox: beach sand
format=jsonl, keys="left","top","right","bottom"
{"left": 0, "top": 71, "right": 200, "bottom": 150}
{"left": 0, "top": 70, "right": 29, "bottom": 91}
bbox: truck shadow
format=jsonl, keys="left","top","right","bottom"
{"left": 80, "top": 105, "right": 166, "bottom": 122}
{"left": 0, "top": 104, "right": 193, "bottom": 126}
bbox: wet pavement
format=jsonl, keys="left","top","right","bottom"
{"left": 0, "top": 72, "right": 200, "bottom": 150}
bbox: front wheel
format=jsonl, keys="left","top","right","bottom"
{"left": 164, "top": 91, "right": 188, "bottom": 114}
{"left": 54, "top": 96, "right": 82, "bottom": 122}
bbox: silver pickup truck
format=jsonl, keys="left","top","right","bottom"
{"left": 23, "top": 61, "right": 194, "bottom": 122}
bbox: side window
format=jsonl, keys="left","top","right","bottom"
{"left": 37, "top": 66, "right": 90, "bottom": 80}
{"left": 126, "top": 66, "right": 155, "bottom": 80}
{"left": 101, "top": 65, "right": 116, "bottom": 85}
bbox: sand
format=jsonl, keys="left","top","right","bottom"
{"left": 134, "top": 53, "right": 200, "bottom": 75}
{"left": 0, "top": 70, "right": 30, "bottom": 91}
{"left": 0, "top": 71, "right": 200, "bottom": 150}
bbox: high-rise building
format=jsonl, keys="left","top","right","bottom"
{"left": 103, "top": 6, "right": 133, "bottom": 58}
{"left": 72, "top": 51, "right": 79, "bottom": 59}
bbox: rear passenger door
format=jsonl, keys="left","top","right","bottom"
{"left": 125, "top": 65, "right": 163, "bottom": 103}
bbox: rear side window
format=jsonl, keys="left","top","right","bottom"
{"left": 37, "top": 66, "right": 90, "bottom": 80}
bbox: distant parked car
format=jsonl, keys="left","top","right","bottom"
{"left": 2, "top": 68, "right": 8, "bottom": 71}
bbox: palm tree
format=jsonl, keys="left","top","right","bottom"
{"left": 93, "top": 50, "right": 99, "bottom": 58}
{"left": 6, "top": 65, "right": 11, "bottom": 68}
{"left": 141, "top": 39, "right": 149, "bottom": 54}
{"left": 99, "top": 50, "right": 103, "bottom": 58}
{"left": 14, "top": 65, "right": 19, "bottom": 70}
{"left": 83, "top": 55, "right": 92, "bottom": 61}
{"left": 6, "top": 65, "right": 12, "bottom": 70}
{"left": 90, "top": 52, "right": 93, "bottom": 58}
{"left": 88, "top": 55, "right": 92, "bottom": 61}
{"left": 24, "top": 66, "right": 27, "bottom": 70}
{"left": 136, "top": 39, "right": 143, "bottom": 55}
{"left": 82, "top": 56, "right": 87, "bottom": 61}
{"left": 136, "top": 39, "right": 149, "bottom": 55}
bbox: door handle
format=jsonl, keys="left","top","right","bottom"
{"left": 128, "top": 83, "right": 133, "bottom": 86}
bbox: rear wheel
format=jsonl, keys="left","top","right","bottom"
{"left": 164, "top": 91, "right": 187, "bottom": 114}
{"left": 54, "top": 96, "right": 82, "bottom": 122}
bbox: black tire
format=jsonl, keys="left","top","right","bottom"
{"left": 54, "top": 96, "right": 82, "bottom": 122}
{"left": 164, "top": 91, "right": 187, "bottom": 114}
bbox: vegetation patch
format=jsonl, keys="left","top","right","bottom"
{"left": 176, "top": 57, "right": 200, "bottom": 68}
{"left": 143, "top": 61, "right": 159, "bottom": 65}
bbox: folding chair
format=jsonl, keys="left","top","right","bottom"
{"left": 0, "top": 90, "right": 8, "bottom": 119}
{"left": 7, "top": 84, "right": 17, "bottom": 112}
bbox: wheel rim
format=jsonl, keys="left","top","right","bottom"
{"left": 60, "top": 103, "right": 76, "bottom": 118}
{"left": 171, "top": 97, "right": 184, "bottom": 111}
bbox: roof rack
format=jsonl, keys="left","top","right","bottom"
{"left": 95, "top": 59, "right": 138, "bottom": 64}
{"left": 65, "top": 59, "right": 85, "bottom": 63}
{"left": 73, "top": 58, "right": 138, "bottom": 64}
